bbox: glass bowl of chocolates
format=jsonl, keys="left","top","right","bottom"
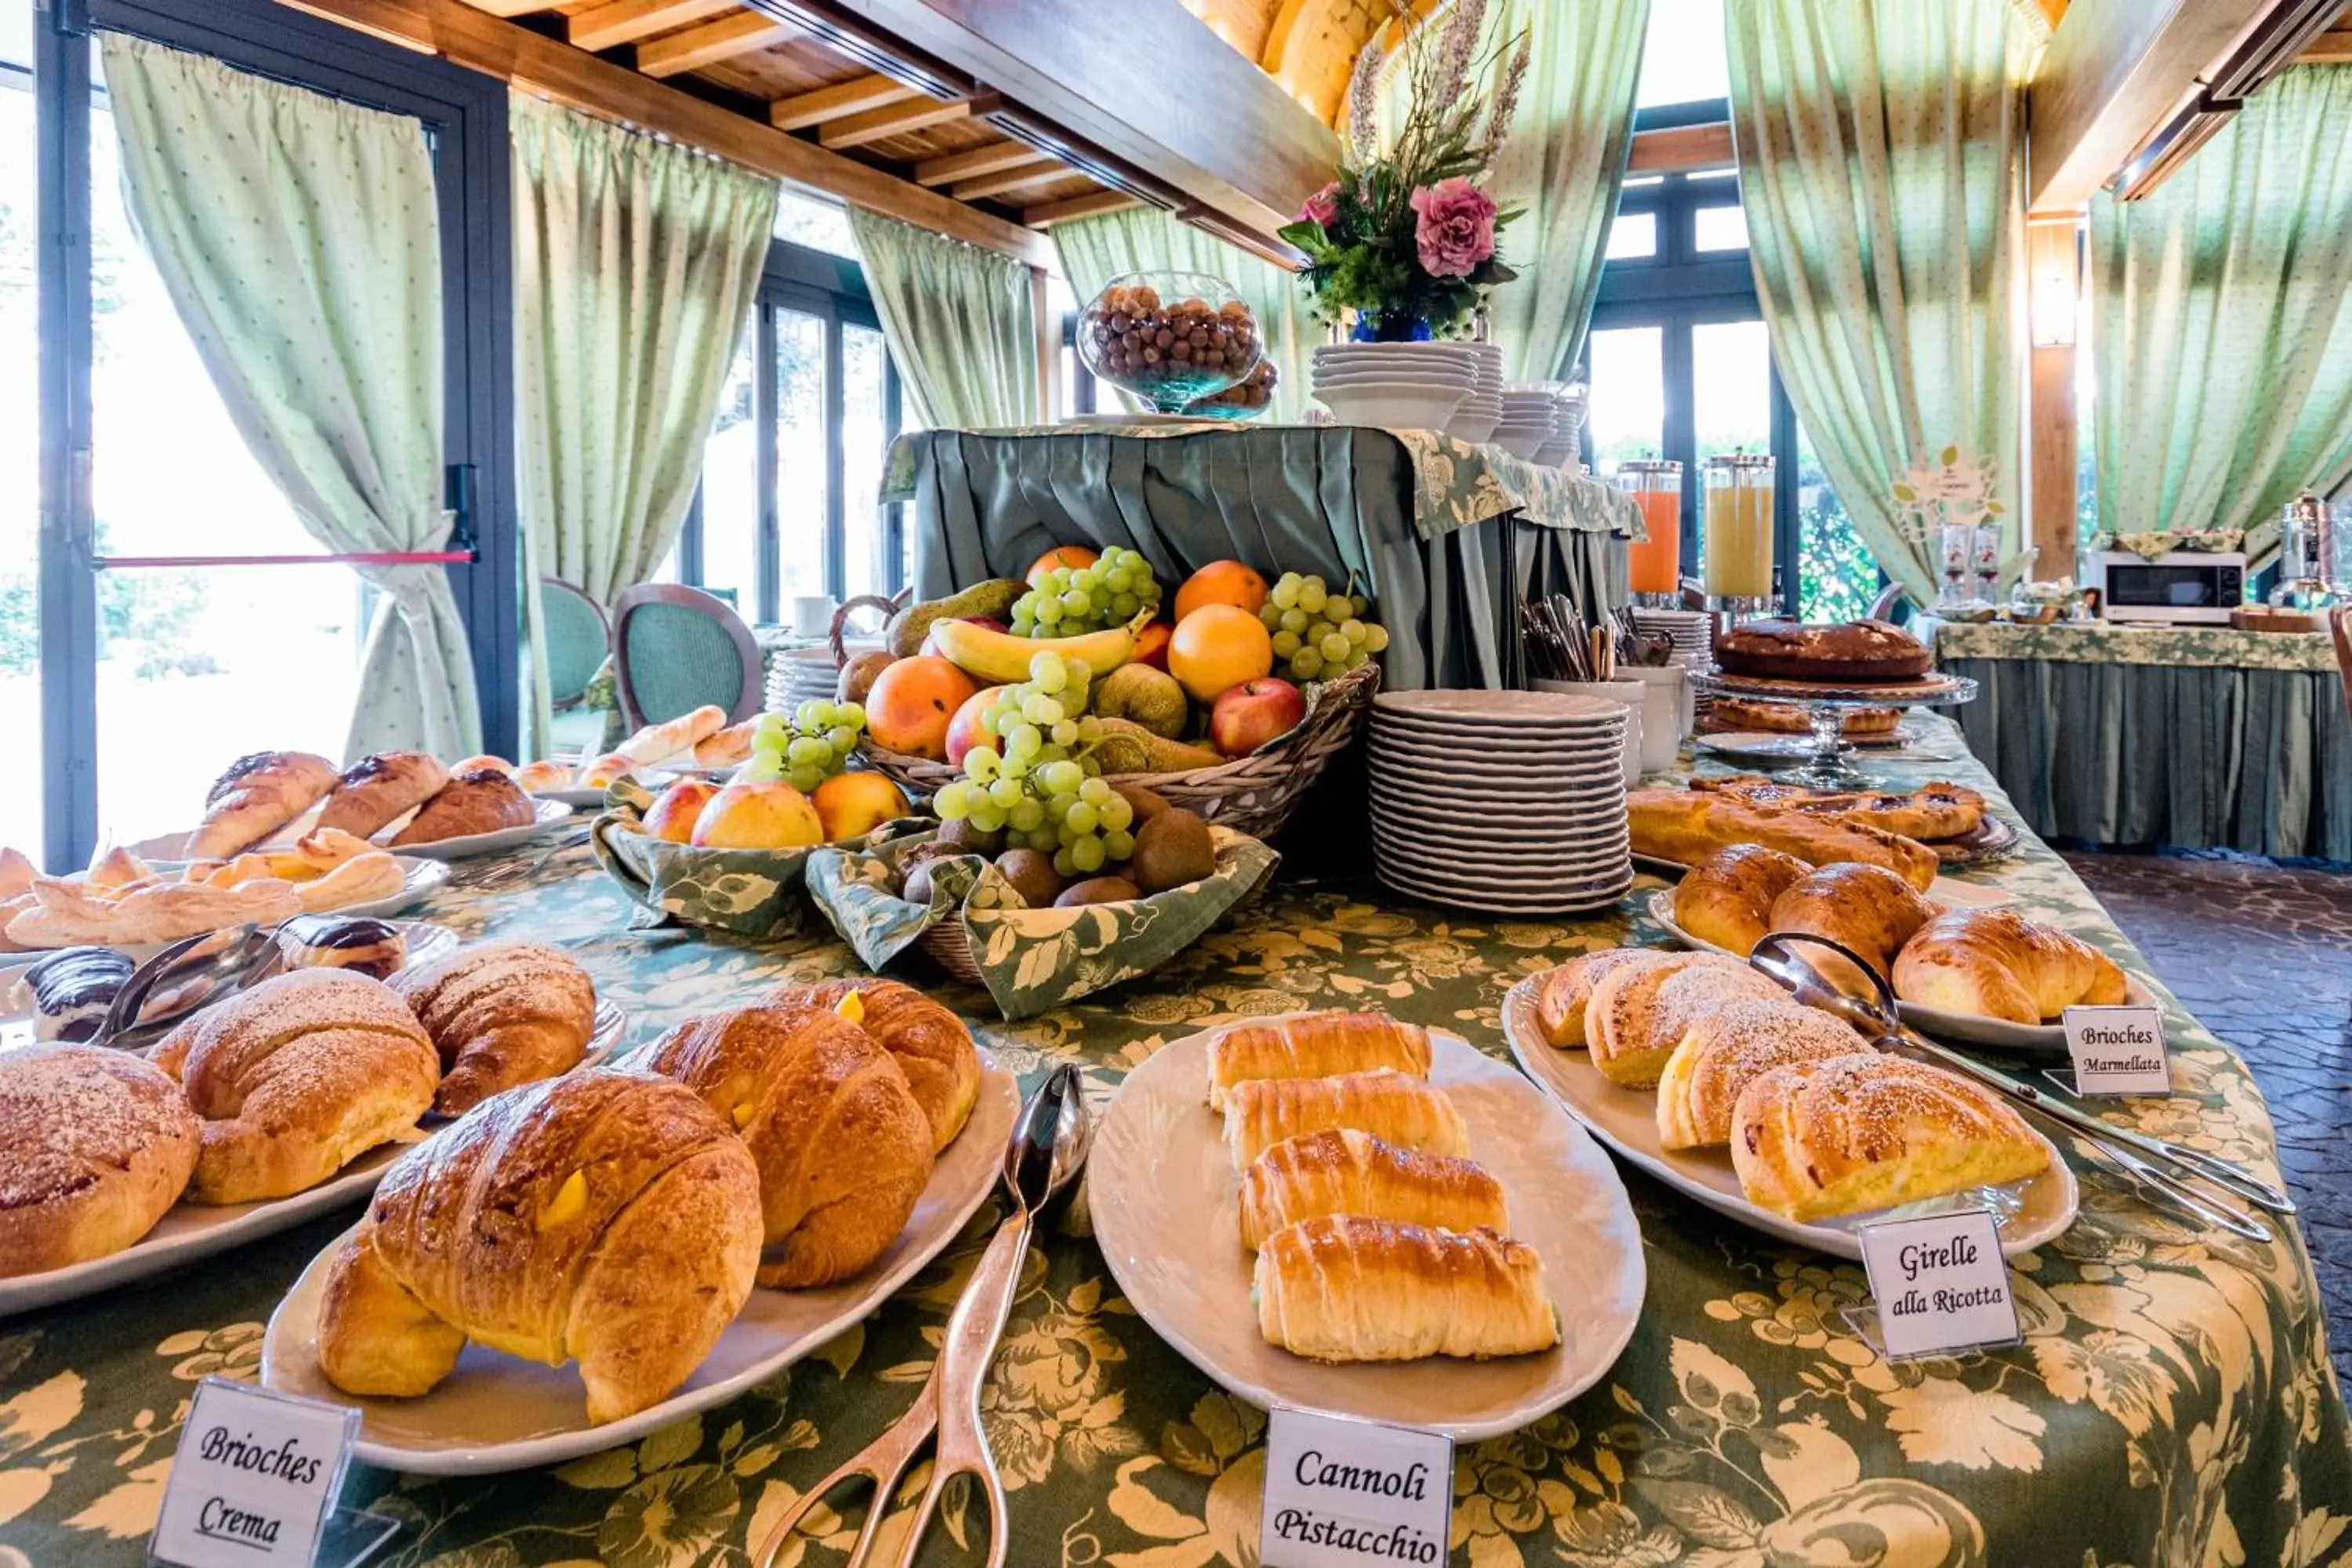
{"left": 1183, "top": 359, "right": 1278, "bottom": 420}
{"left": 1076, "top": 271, "right": 1262, "bottom": 415}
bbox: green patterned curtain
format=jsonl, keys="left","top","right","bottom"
{"left": 510, "top": 94, "right": 775, "bottom": 756}
{"left": 1054, "top": 209, "right": 1314, "bottom": 422}
{"left": 2089, "top": 66, "right": 2352, "bottom": 567}
{"left": 1725, "top": 0, "right": 2033, "bottom": 600}
{"left": 100, "top": 33, "right": 480, "bottom": 760}
{"left": 849, "top": 209, "right": 1039, "bottom": 430}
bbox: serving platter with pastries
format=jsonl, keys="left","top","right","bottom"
{"left": 1686, "top": 617, "right": 1978, "bottom": 789}
{"left": 1089, "top": 1008, "right": 1645, "bottom": 1439}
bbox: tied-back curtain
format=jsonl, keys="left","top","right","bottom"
{"left": 510, "top": 93, "right": 774, "bottom": 756}
{"left": 1481, "top": 0, "right": 1652, "bottom": 382}
{"left": 849, "top": 209, "right": 1039, "bottom": 429}
{"left": 1725, "top": 0, "right": 2032, "bottom": 601}
{"left": 100, "top": 32, "right": 478, "bottom": 760}
{"left": 2090, "top": 66, "right": 2352, "bottom": 567}
{"left": 1054, "top": 209, "right": 1315, "bottom": 423}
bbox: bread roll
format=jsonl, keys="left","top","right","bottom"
{"left": 391, "top": 769, "right": 536, "bottom": 846}
{"left": 1225, "top": 1070, "right": 1468, "bottom": 1171}
{"left": 1768, "top": 862, "right": 1937, "bottom": 984}
{"left": 1588, "top": 953, "right": 1780, "bottom": 1089}
{"left": 317, "top": 752, "right": 452, "bottom": 840}
{"left": 390, "top": 942, "right": 597, "bottom": 1115}
{"left": 512, "top": 760, "right": 575, "bottom": 793}
{"left": 316, "top": 1069, "right": 762, "bottom": 1424}
{"left": 693, "top": 720, "right": 760, "bottom": 768}
{"left": 1254, "top": 1218, "right": 1557, "bottom": 1361}
{"left": 190, "top": 752, "right": 341, "bottom": 858}
{"left": 1672, "top": 845, "right": 1809, "bottom": 956}
{"left": 1893, "top": 909, "right": 2129, "bottom": 1024}
{"left": 151, "top": 968, "right": 440, "bottom": 1203}
{"left": 776, "top": 979, "right": 978, "bottom": 1150}
{"left": 578, "top": 753, "right": 634, "bottom": 789}
{"left": 1206, "top": 1011, "right": 1432, "bottom": 1109}
{"left": 1532, "top": 949, "right": 1679, "bottom": 1048}
{"left": 1238, "top": 1129, "right": 1505, "bottom": 1250}
{"left": 1628, "top": 789, "right": 1940, "bottom": 891}
{"left": 616, "top": 706, "right": 728, "bottom": 768}
{"left": 1653, "top": 998, "right": 1872, "bottom": 1150}
{"left": 0, "top": 1045, "right": 200, "bottom": 1277}
{"left": 1730, "top": 1054, "right": 2049, "bottom": 1221}
{"left": 644, "top": 1003, "right": 934, "bottom": 1288}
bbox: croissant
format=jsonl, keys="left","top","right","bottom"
{"left": 1671, "top": 845, "right": 1809, "bottom": 956}
{"left": 512, "top": 759, "right": 575, "bottom": 793}
{"left": 1730, "top": 1054, "right": 2049, "bottom": 1221}
{"left": 1237, "top": 1129, "right": 1505, "bottom": 1250}
{"left": 1588, "top": 953, "right": 1780, "bottom": 1089}
{"left": 775, "top": 978, "right": 979, "bottom": 1150}
{"left": 1768, "top": 862, "right": 1938, "bottom": 985}
{"left": 390, "top": 769, "right": 535, "bottom": 847}
{"left": 1254, "top": 1217, "right": 1557, "bottom": 1361}
{"left": 1225, "top": 1070, "right": 1468, "bottom": 1171}
{"left": 644, "top": 1003, "right": 934, "bottom": 1287}
{"left": 389, "top": 942, "right": 597, "bottom": 1115}
{"left": 190, "top": 752, "right": 341, "bottom": 858}
{"left": 151, "top": 969, "right": 440, "bottom": 1203}
{"left": 315, "top": 1069, "right": 763, "bottom": 1425}
{"left": 1206, "top": 1011, "right": 1432, "bottom": 1109}
{"left": 317, "top": 751, "right": 451, "bottom": 840}
{"left": 1892, "top": 909, "right": 2129, "bottom": 1024}
{"left": 1628, "top": 789, "right": 1940, "bottom": 891}
{"left": 1653, "top": 996, "right": 1873, "bottom": 1150}
{"left": 1532, "top": 949, "right": 1679, "bottom": 1048}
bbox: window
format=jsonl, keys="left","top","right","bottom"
{"left": 773, "top": 189, "right": 858, "bottom": 260}
{"left": 2, "top": 7, "right": 36, "bottom": 855}
{"left": 1635, "top": 0, "right": 1730, "bottom": 110}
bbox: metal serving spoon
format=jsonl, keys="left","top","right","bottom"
{"left": 1748, "top": 931, "right": 2291, "bottom": 1240}
{"left": 753, "top": 1063, "right": 1093, "bottom": 1568}
{"left": 92, "top": 923, "right": 286, "bottom": 1050}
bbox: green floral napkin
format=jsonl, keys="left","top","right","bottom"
{"left": 806, "top": 826, "right": 1280, "bottom": 1019}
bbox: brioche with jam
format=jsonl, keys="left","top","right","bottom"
{"left": 1893, "top": 908, "right": 2129, "bottom": 1023}
{"left": 0, "top": 1045, "right": 200, "bottom": 1277}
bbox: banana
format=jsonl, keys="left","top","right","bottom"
{"left": 927, "top": 608, "right": 1154, "bottom": 687}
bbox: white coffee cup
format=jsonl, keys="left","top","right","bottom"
{"left": 1622, "top": 664, "right": 1689, "bottom": 764}
{"left": 791, "top": 595, "right": 837, "bottom": 637}
{"left": 1532, "top": 679, "right": 1646, "bottom": 787}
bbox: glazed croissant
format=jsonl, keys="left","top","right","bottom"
{"left": 316, "top": 1069, "right": 762, "bottom": 1425}
{"left": 1225, "top": 1070, "right": 1468, "bottom": 1171}
{"left": 1730, "top": 1054, "right": 2049, "bottom": 1221}
{"left": 1588, "top": 953, "right": 1780, "bottom": 1090}
{"left": 1238, "top": 1129, "right": 1505, "bottom": 1250}
{"left": 644, "top": 1002, "right": 935, "bottom": 1288}
{"left": 1254, "top": 1217, "right": 1558, "bottom": 1361}
{"left": 777, "top": 978, "right": 979, "bottom": 1150}
{"left": 1768, "top": 862, "right": 1939, "bottom": 985}
{"left": 1653, "top": 996, "right": 1872, "bottom": 1151}
{"left": 1892, "top": 908, "right": 2128, "bottom": 1023}
{"left": 390, "top": 942, "right": 597, "bottom": 1115}
{"left": 1671, "top": 844, "right": 1809, "bottom": 957}
{"left": 189, "top": 751, "right": 341, "bottom": 858}
{"left": 1207, "top": 1011, "right": 1432, "bottom": 1110}
{"left": 1533, "top": 949, "right": 1679, "bottom": 1049}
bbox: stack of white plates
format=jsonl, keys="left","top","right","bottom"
{"left": 1631, "top": 608, "right": 1712, "bottom": 668}
{"left": 1450, "top": 343, "right": 1504, "bottom": 444}
{"left": 1493, "top": 383, "right": 1583, "bottom": 463}
{"left": 1366, "top": 690, "right": 1635, "bottom": 914}
{"left": 1533, "top": 384, "right": 1588, "bottom": 466}
{"left": 1311, "top": 343, "right": 1476, "bottom": 432}
{"left": 765, "top": 641, "right": 877, "bottom": 710}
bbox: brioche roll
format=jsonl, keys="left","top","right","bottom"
{"left": 1892, "top": 908, "right": 2129, "bottom": 1024}
{"left": 1672, "top": 845, "right": 1809, "bottom": 956}
{"left": 0, "top": 1045, "right": 200, "bottom": 1277}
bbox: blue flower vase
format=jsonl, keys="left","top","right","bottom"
{"left": 1351, "top": 310, "right": 1434, "bottom": 343}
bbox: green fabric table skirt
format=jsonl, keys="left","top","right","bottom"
{"left": 4, "top": 723, "right": 2348, "bottom": 1566}
{"left": 1944, "top": 652, "right": 2352, "bottom": 859}
{"left": 884, "top": 426, "right": 1635, "bottom": 690}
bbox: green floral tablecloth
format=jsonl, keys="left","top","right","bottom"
{"left": 1922, "top": 616, "right": 2338, "bottom": 673}
{"left": 3, "top": 728, "right": 2347, "bottom": 1567}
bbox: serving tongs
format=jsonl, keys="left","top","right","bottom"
{"left": 1748, "top": 932, "right": 2292, "bottom": 1242}
{"left": 753, "top": 1065, "right": 1091, "bottom": 1568}
{"left": 91, "top": 922, "right": 287, "bottom": 1050}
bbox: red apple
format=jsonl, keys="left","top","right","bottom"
{"left": 642, "top": 778, "right": 721, "bottom": 842}
{"left": 944, "top": 684, "right": 1007, "bottom": 767}
{"left": 1210, "top": 677, "right": 1307, "bottom": 757}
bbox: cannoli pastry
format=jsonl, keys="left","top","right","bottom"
{"left": 1206, "top": 1010, "right": 1432, "bottom": 1110}
{"left": 1225, "top": 1069, "right": 1468, "bottom": 1171}
{"left": 1254, "top": 1216, "right": 1557, "bottom": 1362}
{"left": 1237, "top": 1129, "right": 1505, "bottom": 1250}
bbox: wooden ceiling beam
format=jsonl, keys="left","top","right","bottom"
{"left": 949, "top": 160, "right": 1069, "bottom": 201}
{"left": 637, "top": 9, "right": 797, "bottom": 74}
{"left": 1024, "top": 190, "right": 1141, "bottom": 227}
{"left": 817, "top": 92, "right": 982, "bottom": 149}
{"left": 275, "top": 0, "right": 1056, "bottom": 265}
{"left": 915, "top": 139, "right": 1051, "bottom": 186}
{"left": 456, "top": 0, "right": 556, "bottom": 16}
{"left": 767, "top": 71, "right": 921, "bottom": 129}
{"left": 567, "top": 0, "right": 737, "bottom": 51}
{"left": 1628, "top": 121, "right": 1734, "bottom": 174}
{"left": 2303, "top": 20, "right": 2352, "bottom": 60}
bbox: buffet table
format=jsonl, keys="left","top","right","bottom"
{"left": 883, "top": 423, "right": 1638, "bottom": 691}
{"left": 5, "top": 722, "right": 2347, "bottom": 1566}
{"left": 1927, "top": 617, "right": 2352, "bottom": 859}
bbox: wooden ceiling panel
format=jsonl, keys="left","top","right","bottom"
{"left": 637, "top": 11, "right": 800, "bottom": 76}
{"left": 694, "top": 45, "right": 863, "bottom": 100}
{"left": 855, "top": 115, "right": 1002, "bottom": 163}
{"left": 818, "top": 94, "right": 985, "bottom": 151}
{"left": 1181, "top": 0, "right": 1273, "bottom": 60}
{"left": 568, "top": 0, "right": 735, "bottom": 50}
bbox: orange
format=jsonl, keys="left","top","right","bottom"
{"left": 1173, "top": 561, "right": 1269, "bottom": 623}
{"left": 865, "top": 655, "right": 979, "bottom": 760}
{"left": 1166, "top": 604, "right": 1274, "bottom": 702}
{"left": 1026, "top": 545, "right": 1099, "bottom": 586}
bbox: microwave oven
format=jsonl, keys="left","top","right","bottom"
{"left": 2092, "top": 550, "right": 2245, "bottom": 623}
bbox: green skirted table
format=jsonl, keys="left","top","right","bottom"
{"left": 4, "top": 726, "right": 2348, "bottom": 1566}
{"left": 883, "top": 423, "right": 1638, "bottom": 691}
{"left": 1927, "top": 618, "right": 2352, "bottom": 860}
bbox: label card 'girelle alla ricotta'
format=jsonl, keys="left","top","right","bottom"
{"left": 1261, "top": 1406, "right": 1454, "bottom": 1567}
{"left": 1857, "top": 1209, "right": 2020, "bottom": 1362}
{"left": 2061, "top": 1004, "right": 2172, "bottom": 1097}
{"left": 150, "top": 1377, "right": 358, "bottom": 1568}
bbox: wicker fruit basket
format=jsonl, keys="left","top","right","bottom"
{"left": 857, "top": 659, "right": 1379, "bottom": 840}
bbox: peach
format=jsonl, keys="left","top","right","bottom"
{"left": 813, "top": 771, "right": 912, "bottom": 843}
{"left": 642, "top": 777, "right": 722, "bottom": 843}
{"left": 689, "top": 780, "right": 824, "bottom": 851}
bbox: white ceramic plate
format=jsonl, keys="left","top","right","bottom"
{"left": 1499, "top": 979, "right": 2078, "bottom": 1260}
{"left": 1366, "top": 800, "right": 1631, "bottom": 840}
{"left": 1375, "top": 838, "right": 1631, "bottom": 880}
{"left": 1375, "top": 862, "right": 1634, "bottom": 915}
{"left": 387, "top": 799, "right": 575, "bottom": 862}
{"left": 1897, "top": 976, "right": 2163, "bottom": 1053}
{"left": 1370, "top": 736, "right": 1624, "bottom": 768}
{"left": 1370, "top": 755, "right": 1625, "bottom": 789}
{"left": 0, "top": 999, "right": 631, "bottom": 1317}
{"left": 1089, "top": 1022, "right": 1644, "bottom": 1440}
{"left": 1367, "top": 776, "right": 1627, "bottom": 810}
{"left": 1377, "top": 690, "right": 1624, "bottom": 726}
{"left": 260, "top": 1051, "right": 1020, "bottom": 1475}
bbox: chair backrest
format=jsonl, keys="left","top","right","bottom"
{"left": 539, "top": 579, "right": 611, "bottom": 709}
{"left": 612, "top": 583, "right": 763, "bottom": 732}
{"left": 2332, "top": 606, "right": 2352, "bottom": 724}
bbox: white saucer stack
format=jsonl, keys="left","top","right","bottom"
{"left": 765, "top": 642, "right": 878, "bottom": 710}
{"left": 1493, "top": 383, "right": 1584, "bottom": 463}
{"left": 1365, "top": 689, "right": 1635, "bottom": 914}
{"left": 1630, "top": 608, "right": 1713, "bottom": 668}
{"left": 1533, "top": 384, "right": 1588, "bottom": 466}
{"left": 1312, "top": 343, "right": 1479, "bottom": 433}
{"left": 1451, "top": 344, "right": 1504, "bottom": 444}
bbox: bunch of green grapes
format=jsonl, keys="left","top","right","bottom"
{"left": 1010, "top": 546, "right": 1163, "bottom": 636}
{"left": 1254, "top": 572, "right": 1392, "bottom": 682}
{"left": 744, "top": 700, "right": 866, "bottom": 792}
{"left": 935, "top": 650, "right": 1121, "bottom": 870}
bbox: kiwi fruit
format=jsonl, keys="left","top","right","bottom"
{"left": 1109, "top": 781, "right": 1174, "bottom": 824}
{"left": 837, "top": 649, "right": 895, "bottom": 705}
{"left": 1129, "top": 807, "right": 1215, "bottom": 894}
{"left": 1055, "top": 875, "right": 1142, "bottom": 907}
{"left": 935, "top": 816, "right": 1006, "bottom": 855}
{"left": 994, "top": 848, "right": 1065, "bottom": 909}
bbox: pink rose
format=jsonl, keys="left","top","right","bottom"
{"left": 1410, "top": 177, "right": 1497, "bottom": 278}
{"left": 1299, "top": 180, "right": 1341, "bottom": 227}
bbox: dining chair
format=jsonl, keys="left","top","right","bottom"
{"left": 538, "top": 579, "right": 611, "bottom": 713}
{"left": 613, "top": 583, "right": 764, "bottom": 733}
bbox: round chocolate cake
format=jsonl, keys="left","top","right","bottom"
{"left": 1712, "top": 618, "right": 1933, "bottom": 684}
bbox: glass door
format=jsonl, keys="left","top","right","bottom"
{"left": 2, "top": 8, "right": 39, "bottom": 857}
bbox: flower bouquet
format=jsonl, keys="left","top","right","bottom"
{"left": 1278, "top": 0, "right": 1530, "bottom": 340}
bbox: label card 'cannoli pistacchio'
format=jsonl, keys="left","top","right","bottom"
{"left": 1261, "top": 1406, "right": 1454, "bottom": 1567}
